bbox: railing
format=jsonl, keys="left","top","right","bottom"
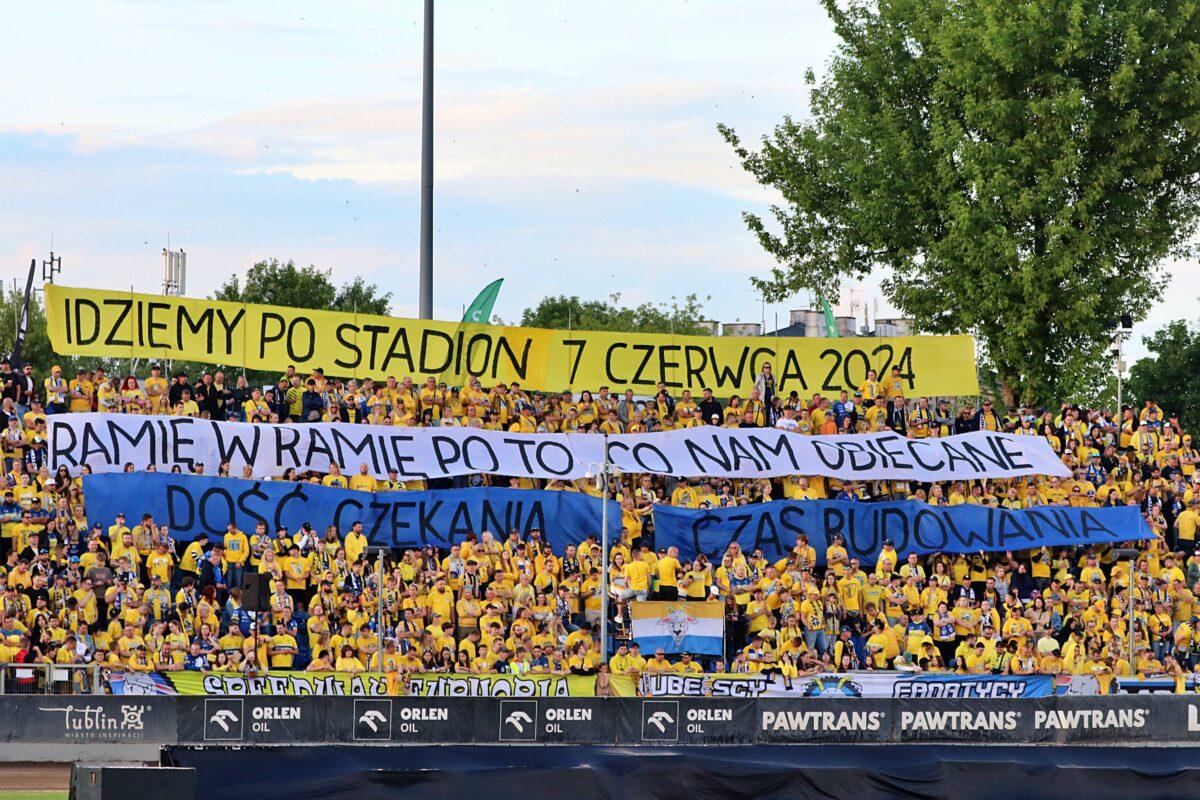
{"left": 0, "top": 664, "right": 103, "bottom": 695}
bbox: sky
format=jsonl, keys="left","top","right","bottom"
{"left": 1, "top": 0, "right": 1193, "bottom": 360}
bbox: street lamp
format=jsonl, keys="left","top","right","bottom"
{"left": 584, "top": 442, "right": 619, "bottom": 660}
{"left": 1112, "top": 547, "right": 1140, "bottom": 680}
{"left": 1112, "top": 315, "right": 1132, "bottom": 422}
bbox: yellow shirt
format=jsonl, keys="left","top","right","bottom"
{"left": 349, "top": 474, "right": 377, "bottom": 493}
{"left": 68, "top": 379, "right": 94, "bottom": 412}
{"left": 144, "top": 376, "right": 169, "bottom": 411}
{"left": 268, "top": 634, "right": 298, "bottom": 668}
{"left": 656, "top": 557, "right": 680, "bottom": 588}
{"left": 322, "top": 474, "right": 350, "bottom": 490}
{"left": 224, "top": 531, "right": 250, "bottom": 565}
{"left": 624, "top": 561, "right": 652, "bottom": 592}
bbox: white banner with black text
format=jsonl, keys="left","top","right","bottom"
{"left": 49, "top": 413, "right": 1070, "bottom": 481}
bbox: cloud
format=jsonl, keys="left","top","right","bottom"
{"left": 16, "top": 0, "right": 1192, "bottom": 352}
{"left": 0, "top": 130, "right": 784, "bottom": 324}
{"left": 84, "top": 75, "right": 790, "bottom": 212}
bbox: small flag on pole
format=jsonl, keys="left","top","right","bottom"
{"left": 821, "top": 296, "right": 839, "bottom": 338}
{"left": 462, "top": 278, "right": 503, "bottom": 323}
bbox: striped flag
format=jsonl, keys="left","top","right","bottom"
{"left": 631, "top": 601, "right": 724, "bottom": 656}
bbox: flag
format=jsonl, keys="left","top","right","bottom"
{"left": 631, "top": 601, "right": 724, "bottom": 656}
{"left": 8, "top": 260, "right": 36, "bottom": 369}
{"left": 821, "top": 296, "right": 839, "bottom": 338}
{"left": 462, "top": 278, "right": 503, "bottom": 324}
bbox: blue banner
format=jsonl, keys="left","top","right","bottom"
{"left": 652, "top": 500, "right": 1151, "bottom": 564}
{"left": 84, "top": 473, "right": 621, "bottom": 550}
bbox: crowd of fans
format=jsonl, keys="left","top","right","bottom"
{"left": 1, "top": 359, "right": 1198, "bottom": 694}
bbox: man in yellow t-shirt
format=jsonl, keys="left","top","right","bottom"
{"left": 620, "top": 559, "right": 651, "bottom": 602}
{"left": 349, "top": 464, "right": 377, "bottom": 493}
{"left": 68, "top": 369, "right": 94, "bottom": 413}
{"left": 143, "top": 365, "right": 169, "bottom": 413}
{"left": 1176, "top": 499, "right": 1200, "bottom": 548}
{"left": 223, "top": 523, "right": 249, "bottom": 587}
{"left": 345, "top": 522, "right": 369, "bottom": 564}
{"left": 655, "top": 547, "right": 681, "bottom": 600}
{"left": 268, "top": 623, "right": 299, "bottom": 668}
{"left": 146, "top": 542, "right": 174, "bottom": 585}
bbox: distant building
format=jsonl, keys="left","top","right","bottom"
{"left": 764, "top": 307, "right": 914, "bottom": 337}
{"left": 873, "top": 317, "right": 912, "bottom": 337}
{"left": 695, "top": 320, "right": 720, "bottom": 335}
{"left": 722, "top": 322, "right": 763, "bottom": 337}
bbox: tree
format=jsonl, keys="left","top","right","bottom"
{"left": 720, "top": 0, "right": 1200, "bottom": 405}
{"left": 210, "top": 259, "right": 392, "bottom": 386}
{"left": 0, "top": 281, "right": 87, "bottom": 377}
{"left": 1126, "top": 321, "right": 1200, "bottom": 434}
{"left": 517, "top": 293, "right": 712, "bottom": 335}
{"left": 214, "top": 259, "right": 391, "bottom": 315}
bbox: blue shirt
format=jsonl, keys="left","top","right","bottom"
{"left": 832, "top": 400, "right": 854, "bottom": 427}
{"left": 184, "top": 653, "right": 210, "bottom": 671}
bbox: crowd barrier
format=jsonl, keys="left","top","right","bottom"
{"left": 5, "top": 695, "right": 1200, "bottom": 746}
{"left": 0, "top": 664, "right": 103, "bottom": 695}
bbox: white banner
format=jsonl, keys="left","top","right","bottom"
{"left": 49, "top": 414, "right": 1069, "bottom": 481}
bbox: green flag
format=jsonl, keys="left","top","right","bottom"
{"left": 821, "top": 296, "right": 839, "bottom": 337}
{"left": 462, "top": 278, "right": 503, "bottom": 324}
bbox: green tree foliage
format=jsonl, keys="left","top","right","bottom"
{"left": 720, "top": 0, "right": 1200, "bottom": 405}
{"left": 0, "top": 280, "right": 85, "bottom": 376}
{"left": 210, "top": 259, "right": 392, "bottom": 386}
{"left": 517, "top": 293, "right": 712, "bottom": 335}
{"left": 1126, "top": 320, "right": 1200, "bottom": 433}
{"left": 214, "top": 259, "right": 392, "bottom": 315}
{"left": 2, "top": 260, "right": 392, "bottom": 387}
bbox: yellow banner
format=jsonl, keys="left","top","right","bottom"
{"left": 45, "top": 285, "right": 978, "bottom": 395}
{"left": 405, "top": 673, "right": 635, "bottom": 697}
{"left": 113, "top": 670, "right": 635, "bottom": 697}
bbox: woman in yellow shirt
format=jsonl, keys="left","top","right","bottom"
{"left": 96, "top": 379, "right": 118, "bottom": 413}
{"left": 212, "top": 651, "right": 238, "bottom": 672}
{"left": 335, "top": 645, "right": 366, "bottom": 673}
{"left": 575, "top": 391, "right": 598, "bottom": 426}
{"left": 118, "top": 376, "right": 147, "bottom": 414}
{"left": 723, "top": 396, "right": 744, "bottom": 425}
{"left": 857, "top": 370, "right": 880, "bottom": 401}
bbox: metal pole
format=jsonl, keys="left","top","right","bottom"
{"left": 417, "top": 0, "right": 435, "bottom": 319}
{"left": 1129, "top": 556, "right": 1136, "bottom": 677}
{"left": 599, "top": 441, "right": 610, "bottom": 661}
{"left": 377, "top": 550, "right": 386, "bottom": 673}
{"left": 1116, "top": 333, "right": 1123, "bottom": 423}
